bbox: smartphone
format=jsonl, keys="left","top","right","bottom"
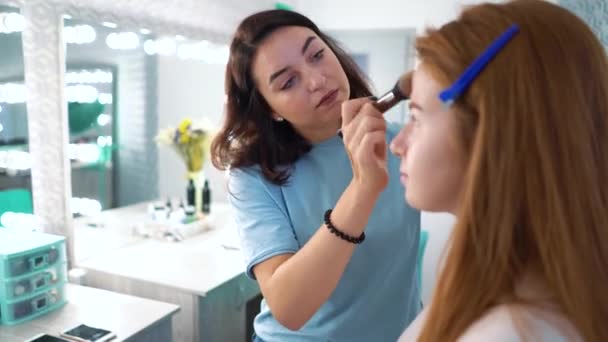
{"left": 59, "top": 324, "right": 116, "bottom": 342}
{"left": 24, "top": 334, "right": 71, "bottom": 342}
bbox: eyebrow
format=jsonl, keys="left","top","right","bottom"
{"left": 268, "top": 36, "right": 318, "bottom": 85}
{"left": 301, "top": 36, "right": 316, "bottom": 54}
{"left": 408, "top": 101, "right": 424, "bottom": 111}
{"left": 269, "top": 67, "right": 289, "bottom": 84}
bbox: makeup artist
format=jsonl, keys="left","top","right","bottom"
{"left": 211, "top": 9, "right": 420, "bottom": 342}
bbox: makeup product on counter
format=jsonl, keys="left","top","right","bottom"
{"left": 202, "top": 180, "right": 211, "bottom": 214}
{"left": 186, "top": 179, "right": 195, "bottom": 207}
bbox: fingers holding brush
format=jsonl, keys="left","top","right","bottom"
{"left": 336, "top": 69, "right": 414, "bottom": 138}
{"left": 338, "top": 69, "right": 414, "bottom": 192}
{"left": 341, "top": 98, "right": 389, "bottom": 193}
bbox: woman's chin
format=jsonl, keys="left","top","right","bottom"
{"left": 405, "top": 192, "right": 418, "bottom": 209}
{"left": 405, "top": 192, "right": 431, "bottom": 212}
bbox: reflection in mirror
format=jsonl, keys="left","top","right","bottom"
{"left": 154, "top": 31, "right": 228, "bottom": 212}
{"left": 62, "top": 16, "right": 230, "bottom": 342}
{"left": 62, "top": 17, "right": 228, "bottom": 219}
{"left": 63, "top": 17, "right": 155, "bottom": 216}
{"left": 65, "top": 65, "right": 115, "bottom": 214}
{"left": 0, "top": 6, "right": 36, "bottom": 229}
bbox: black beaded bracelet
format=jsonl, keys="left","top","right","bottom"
{"left": 323, "top": 209, "right": 366, "bottom": 244}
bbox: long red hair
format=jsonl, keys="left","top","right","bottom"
{"left": 416, "top": 0, "right": 608, "bottom": 340}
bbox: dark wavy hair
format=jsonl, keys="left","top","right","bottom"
{"left": 210, "top": 9, "right": 372, "bottom": 185}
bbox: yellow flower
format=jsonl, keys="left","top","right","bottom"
{"left": 157, "top": 118, "right": 216, "bottom": 177}
{"left": 178, "top": 118, "right": 192, "bottom": 134}
{"left": 180, "top": 132, "right": 191, "bottom": 144}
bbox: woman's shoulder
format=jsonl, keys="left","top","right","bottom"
{"left": 229, "top": 165, "right": 261, "bottom": 179}
{"left": 458, "top": 306, "right": 523, "bottom": 342}
{"left": 459, "top": 305, "right": 581, "bottom": 342}
{"left": 229, "top": 165, "right": 262, "bottom": 185}
{"left": 227, "top": 166, "right": 275, "bottom": 194}
{"left": 228, "top": 165, "right": 293, "bottom": 189}
{"left": 399, "top": 305, "right": 581, "bottom": 342}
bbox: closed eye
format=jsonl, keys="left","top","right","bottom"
{"left": 408, "top": 112, "right": 420, "bottom": 126}
{"left": 312, "top": 49, "right": 324, "bottom": 61}
{"left": 281, "top": 76, "right": 296, "bottom": 90}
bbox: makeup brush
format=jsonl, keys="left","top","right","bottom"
{"left": 337, "top": 70, "right": 413, "bottom": 138}
{"left": 372, "top": 70, "right": 413, "bottom": 113}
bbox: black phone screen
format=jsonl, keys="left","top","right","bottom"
{"left": 27, "top": 334, "right": 70, "bottom": 342}
{"left": 63, "top": 324, "right": 112, "bottom": 341}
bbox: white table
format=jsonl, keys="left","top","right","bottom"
{"left": 0, "top": 284, "right": 179, "bottom": 342}
{"left": 73, "top": 202, "right": 260, "bottom": 342}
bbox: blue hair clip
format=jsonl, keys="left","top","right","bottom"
{"left": 439, "top": 24, "right": 520, "bottom": 106}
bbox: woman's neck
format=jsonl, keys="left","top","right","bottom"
{"left": 515, "top": 270, "right": 555, "bottom": 302}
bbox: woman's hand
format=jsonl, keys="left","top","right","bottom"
{"left": 340, "top": 98, "right": 389, "bottom": 196}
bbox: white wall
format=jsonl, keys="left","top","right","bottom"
{"left": 298, "top": 0, "right": 557, "bottom": 32}
{"left": 157, "top": 57, "right": 229, "bottom": 203}
{"left": 420, "top": 212, "right": 455, "bottom": 303}
{"left": 297, "top": 0, "right": 506, "bottom": 32}
{"left": 328, "top": 29, "right": 415, "bottom": 124}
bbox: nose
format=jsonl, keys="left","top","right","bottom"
{"left": 390, "top": 122, "right": 413, "bottom": 158}
{"left": 307, "top": 71, "right": 327, "bottom": 92}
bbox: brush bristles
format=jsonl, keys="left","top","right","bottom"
{"left": 396, "top": 70, "right": 413, "bottom": 99}
{"left": 372, "top": 70, "right": 414, "bottom": 113}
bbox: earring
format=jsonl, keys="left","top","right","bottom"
{"left": 275, "top": 117, "right": 284, "bottom": 122}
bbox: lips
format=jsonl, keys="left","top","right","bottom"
{"left": 316, "top": 89, "right": 339, "bottom": 108}
{"left": 400, "top": 170, "right": 409, "bottom": 185}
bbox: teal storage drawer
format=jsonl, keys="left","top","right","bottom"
{"left": 0, "top": 230, "right": 66, "bottom": 279}
{"left": 0, "top": 262, "right": 67, "bottom": 301}
{"left": 0, "top": 281, "right": 66, "bottom": 325}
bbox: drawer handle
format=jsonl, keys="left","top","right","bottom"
{"left": 31, "top": 294, "right": 48, "bottom": 312}
{"left": 32, "top": 272, "right": 52, "bottom": 290}
{"left": 28, "top": 254, "right": 48, "bottom": 270}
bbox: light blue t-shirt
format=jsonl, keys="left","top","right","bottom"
{"left": 228, "top": 123, "right": 420, "bottom": 342}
